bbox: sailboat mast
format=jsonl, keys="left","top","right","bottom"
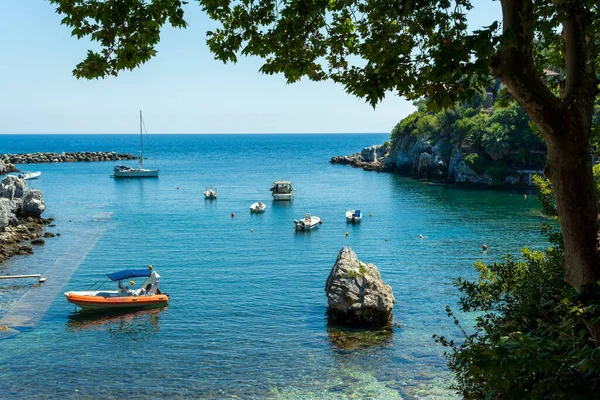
{"left": 139, "top": 110, "right": 143, "bottom": 168}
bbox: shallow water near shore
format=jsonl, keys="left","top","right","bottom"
{"left": 0, "top": 134, "right": 549, "bottom": 399}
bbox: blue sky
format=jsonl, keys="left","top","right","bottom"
{"left": 0, "top": 1, "right": 499, "bottom": 134}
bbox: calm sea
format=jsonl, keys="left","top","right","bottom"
{"left": 0, "top": 134, "right": 548, "bottom": 399}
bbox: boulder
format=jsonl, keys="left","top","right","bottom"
{"left": 325, "top": 247, "right": 395, "bottom": 328}
{"left": 0, "top": 198, "right": 20, "bottom": 228}
{"left": 0, "top": 176, "right": 28, "bottom": 200}
{"left": 21, "top": 190, "right": 45, "bottom": 217}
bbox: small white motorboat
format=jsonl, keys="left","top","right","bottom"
{"left": 18, "top": 171, "right": 41, "bottom": 180}
{"left": 294, "top": 213, "right": 321, "bottom": 231}
{"left": 250, "top": 202, "right": 266, "bottom": 213}
{"left": 346, "top": 209, "right": 362, "bottom": 223}
{"left": 270, "top": 180, "right": 295, "bottom": 201}
{"left": 204, "top": 186, "right": 217, "bottom": 199}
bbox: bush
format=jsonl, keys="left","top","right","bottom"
{"left": 434, "top": 173, "right": 600, "bottom": 399}
{"left": 485, "top": 163, "right": 516, "bottom": 182}
{"left": 464, "top": 153, "right": 486, "bottom": 174}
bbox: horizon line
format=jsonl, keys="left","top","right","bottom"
{"left": 0, "top": 132, "right": 390, "bottom": 135}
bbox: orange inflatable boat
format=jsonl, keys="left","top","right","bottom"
{"left": 65, "top": 266, "right": 169, "bottom": 311}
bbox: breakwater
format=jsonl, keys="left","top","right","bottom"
{"left": 1, "top": 151, "right": 136, "bottom": 165}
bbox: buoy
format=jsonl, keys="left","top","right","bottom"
{"left": 129, "top": 280, "right": 135, "bottom": 286}
{"left": 231, "top": 212, "right": 235, "bottom": 218}
{"left": 148, "top": 264, "right": 153, "bottom": 270}
{"left": 369, "top": 213, "right": 372, "bottom": 217}
{"left": 345, "top": 232, "right": 349, "bottom": 236}
{"left": 482, "top": 244, "right": 488, "bottom": 251}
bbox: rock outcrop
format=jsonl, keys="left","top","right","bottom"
{"left": 0, "top": 160, "right": 18, "bottom": 175}
{"left": 325, "top": 247, "right": 395, "bottom": 328}
{"left": 330, "top": 144, "right": 391, "bottom": 172}
{"left": 332, "top": 140, "right": 541, "bottom": 187}
{"left": 21, "top": 190, "right": 45, "bottom": 218}
{"left": 0, "top": 176, "right": 53, "bottom": 263}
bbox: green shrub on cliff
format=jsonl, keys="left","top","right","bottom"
{"left": 390, "top": 95, "right": 546, "bottom": 168}
{"left": 464, "top": 154, "right": 486, "bottom": 174}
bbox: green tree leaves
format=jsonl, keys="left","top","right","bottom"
{"left": 50, "top": 0, "right": 188, "bottom": 79}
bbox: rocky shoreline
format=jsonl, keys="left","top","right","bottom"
{"left": 331, "top": 143, "right": 543, "bottom": 188}
{"left": 1, "top": 151, "right": 136, "bottom": 167}
{"left": 0, "top": 176, "right": 55, "bottom": 264}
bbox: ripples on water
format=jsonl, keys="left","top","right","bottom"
{"left": 0, "top": 134, "right": 549, "bottom": 399}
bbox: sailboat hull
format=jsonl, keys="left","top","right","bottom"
{"left": 114, "top": 169, "right": 159, "bottom": 178}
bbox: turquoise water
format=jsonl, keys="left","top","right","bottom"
{"left": 0, "top": 134, "right": 548, "bottom": 399}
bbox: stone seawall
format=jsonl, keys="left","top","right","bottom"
{"left": 1, "top": 151, "right": 136, "bottom": 165}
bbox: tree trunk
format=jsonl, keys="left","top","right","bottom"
{"left": 493, "top": 0, "right": 600, "bottom": 292}
{"left": 544, "top": 117, "right": 600, "bottom": 294}
{"left": 493, "top": 0, "right": 600, "bottom": 345}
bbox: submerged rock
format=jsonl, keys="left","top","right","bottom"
{"left": 325, "top": 247, "right": 395, "bottom": 328}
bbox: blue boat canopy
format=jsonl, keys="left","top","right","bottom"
{"left": 107, "top": 269, "right": 152, "bottom": 281}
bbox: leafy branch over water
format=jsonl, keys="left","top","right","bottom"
{"left": 434, "top": 172, "right": 600, "bottom": 399}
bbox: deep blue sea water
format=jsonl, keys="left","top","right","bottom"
{"left": 0, "top": 134, "right": 549, "bottom": 399}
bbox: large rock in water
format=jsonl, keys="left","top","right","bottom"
{"left": 325, "top": 247, "right": 395, "bottom": 328}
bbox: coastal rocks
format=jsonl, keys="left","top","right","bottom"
{"left": 0, "top": 176, "right": 28, "bottom": 200}
{"left": 0, "top": 160, "right": 18, "bottom": 175}
{"left": 0, "top": 176, "right": 51, "bottom": 264}
{"left": 325, "top": 247, "right": 395, "bottom": 328}
{"left": 453, "top": 160, "right": 493, "bottom": 185}
{"left": 0, "top": 151, "right": 136, "bottom": 166}
{"left": 330, "top": 144, "right": 390, "bottom": 172}
{"left": 21, "top": 190, "right": 45, "bottom": 218}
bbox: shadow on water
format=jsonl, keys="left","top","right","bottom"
{"left": 326, "top": 322, "right": 395, "bottom": 352}
{"left": 66, "top": 307, "right": 166, "bottom": 339}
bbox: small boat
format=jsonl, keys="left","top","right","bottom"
{"left": 294, "top": 213, "right": 321, "bottom": 231}
{"left": 250, "top": 202, "right": 266, "bottom": 213}
{"left": 204, "top": 186, "right": 217, "bottom": 199}
{"left": 346, "top": 209, "right": 362, "bottom": 223}
{"left": 17, "top": 171, "right": 41, "bottom": 180}
{"left": 113, "top": 111, "right": 159, "bottom": 178}
{"left": 270, "top": 180, "right": 295, "bottom": 201}
{"left": 64, "top": 267, "right": 168, "bottom": 311}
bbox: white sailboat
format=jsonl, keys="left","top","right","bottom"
{"left": 113, "top": 111, "right": 159, "bottom": 178}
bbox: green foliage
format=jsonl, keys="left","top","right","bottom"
{"left": 464, "top": 153, "right": 486, "bottom": 174}
{"left": 434, "top": 175, "right": 600, "bottom": 399}
{"left": 485, "top": 163, "right": 516, "bottom": 182}
{"left": 49, "top": 0, "right": 188, "bottom": 79}
{"left": 434, "top": 241, "right": 600, "bottom": 399}
{"left": 347, "top": 270, "right": 358, "bottom": 279}
{"left": 358, "top": 264, "right": 367, "bottom": 276}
